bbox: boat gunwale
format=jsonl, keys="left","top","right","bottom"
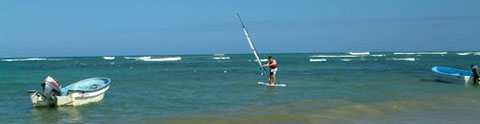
{"left": 432, "top": 66, "right": 472, "bottom": 77}
{"left": 64, "top": 77, "right": 111, "bottom": 93}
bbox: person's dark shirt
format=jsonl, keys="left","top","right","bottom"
{"left": 473, "top": 68, "right": 479, "bottom": 77}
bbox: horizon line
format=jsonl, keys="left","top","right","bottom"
{"left": 0, "top": 50, "right": 478, "bottom": 59}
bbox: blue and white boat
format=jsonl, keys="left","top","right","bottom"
{"left": 28, "top": 77, "right": 111, "bottom": 107}
{"left": 432, "top": 66, "right": 474, "bottom": 84}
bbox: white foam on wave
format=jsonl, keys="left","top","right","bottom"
{"left": 137, "top": 57, "right": 181, "bottom": 62}
{"left": 310, "top": 58, "right": 327, "bottom": 62}
{"left": 124, "top": 56, "right": 181, "bottom": 61}
{"left": 393, "top": 52, "right": 416, "bottom": 55}
{"left": 249, "top": 59, "right": 268, "bottom": 62}
{"left": 1, "top": 58, "right": 67, "bottom": 62}
{"left": 212, "top": 57, "right": 230, "bottom": 60}
{"left": 456, "top": 52, "right": 472, "bottom": 56}
{"left": 124, "top": 56, "right": 141, "bottom": 60}
{"left": 416, "top": 52, "right": 447, "bottom": 55}
{"left": 2, "top": 58, "right": 47, "bottom": 61}
{"left": 213, "top": 54, "right": 225, "bottom": 56}
{"left": 310, "top": 55, "right": 358, "bottom": 58}
{"left": 370, "top": 54, "right": 385, "bottom": 57}
{"left": 124, "top": 56, "right": 154, "bottom": 60}
{"left": 473, "top": 52, "right": 480, "bottom": 56}
{"left": 391, "top": 58, "right": 415, "bottom": 61}
{"left": 341, "top": 59, "right": 352, "bottom": 61}
{"left": 103, "top": 56, "right": 115, "bottom": 60}
{"left": 348, "top": 52, "right": 370, "bottom": 55}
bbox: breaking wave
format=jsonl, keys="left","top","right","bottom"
{"left": 1, "top": 58, "right": 67, "bottom": 62}
{"left": 391, "top": 58, "right": 415, "bottom": 61}
{"left": 103, "top": 56, "right": 115, "bottom": 60}
{"left": 456, "top": 52, "right": 472, "bottom": 56}
{"left": 310, "top": 58, "right": 327, "bottom": 62}
{"left": 212, "top": 57, "right": 230, "bottom": 60}
{"left": 348, "top": 52, "right": 370, "bottom": 55}
{"left": 138, "top": 57, "right": 181, "bottom": 62}
{"left": 370, "top": 54, "right": 385, "bottom": 57}
{"left": 416, "top": 52, "right": 447, "bottom": 55}
{"left": 249, "top": 59, "right": 268, "bottom": 62}
{"left": 310, "top": 55, "right": 358, "bottom": 58}
{"left": 393, "top": 52, "right": 416, "bottom": 55}
{"left": 123, "top": 56, "right": 143, "bottom": 60}
{"left": 124, "top": 56, "right": 181, "bottom": 61}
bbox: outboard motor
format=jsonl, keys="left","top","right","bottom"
{"left": 40, "top": 76, "right": 62, "bottom": 105}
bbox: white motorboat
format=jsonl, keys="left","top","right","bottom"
{"left": 27, "top": 76, "right": 111, "bottom": 107}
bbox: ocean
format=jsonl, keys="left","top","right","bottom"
{"left": 1, "top": 52, "right": 480, "bottom": 124}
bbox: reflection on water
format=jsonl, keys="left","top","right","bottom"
{"left": 31, "top": 107, "right": 83, "bottom": 123}
{"left": 267, "top": 86, "right": 278, "bottom": 92}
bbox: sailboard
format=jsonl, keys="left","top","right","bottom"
{"left": 236, "top": 13, "right": 286, "bottom": 87}
{"left": 257, "top": 82, "right": 287, "bottom": 87}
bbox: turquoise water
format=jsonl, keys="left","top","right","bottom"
{"left": 1, "top": 52, "right": 480, "bottom": 123}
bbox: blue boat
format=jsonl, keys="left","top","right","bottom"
{"left": 432, "top": 66, "right": 474, "bottom": 83}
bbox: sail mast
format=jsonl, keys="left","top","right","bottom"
{"left": 236, "top": 13, "right": 268, "bottom": 76}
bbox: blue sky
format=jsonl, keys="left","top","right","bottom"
{"left": 1, "top": 0, "right": 479, "bottom": 57}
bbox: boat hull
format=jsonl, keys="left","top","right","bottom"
{"left": 432, "top": 66, "right": 474, "bottom": 84}
{"left": 28, "top": 85, "right": 109, "bottom": 107}
{"left": 28, "top": 91, "right": 53, "bottom": 107}
{"left": 433, "top": 73, "right": 473, "bottom": 84}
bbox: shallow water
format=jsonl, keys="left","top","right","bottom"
{"left": 1, "top": 52, "right": 480, "bottom": 123}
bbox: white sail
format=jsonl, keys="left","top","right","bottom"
{"left": 236, "top": 13, "right": 268, "bottom": 76}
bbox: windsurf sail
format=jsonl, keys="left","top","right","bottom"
{"left": 236, "top": 13, "right": 268, "bottom": 77}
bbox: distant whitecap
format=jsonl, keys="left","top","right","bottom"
{"left": 252, "top": 59, "right": 268, "bottom": 62}
{"left": 310, "top": 55, "right": 358, "bottom": 58}
{"left": 212, "top": 57, "right": 230, "bottom": 60}
{"left": 370, "top": 54, "right": 385, "bottom": 57}
{"left": 348, "top": 52, "right": 370, "bottom": 55}
{"left": 393, "top": 52, "right": 416, "bottom": 55}
{"left": 1, "top": 58, "right": 67, "bottom": 62}
{"left": 391, "top": 58, "right": 415, "bottom": 61}
{"left": 416, "top": 52, "right": 447, "bottom": 55}
{"left": 124, "top": 56, "right": 144, "bottom": 60}
{"left": 309, "top": 58, "right": 327, "bottom": 62}
{"left": 103, "top": 56, "right": 115, "bottom": 60}
{"left": 456, "top": 52, "right": 472, "bottom": 56}
{"left": 138, "top": 57, "right": 181, "bottom": 62}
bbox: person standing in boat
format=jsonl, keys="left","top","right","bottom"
{"left": 263, "top": 56, "right": 278, "bottom": 85}
{"left": 472, "top": 64, "right": 479, "bottom": 85}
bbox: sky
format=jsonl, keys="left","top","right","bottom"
{"left": 1, "top": 0, "right": 479, "bottom": 58}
